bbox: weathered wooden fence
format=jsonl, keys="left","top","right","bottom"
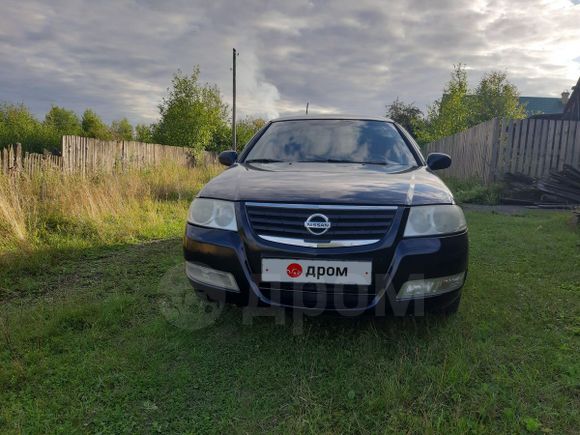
{"left": 1, "top": 137, "right": 203, "bottom": 175}
{"left": 62, "top": 136, "right": 193, "bottom": 173}
{"left": 425, "top": 118, "right": 580, "bottom": 183}
{"left": 1, "top": 144, "right": 63, "bottom": 175}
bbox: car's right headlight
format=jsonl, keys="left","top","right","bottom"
{"left": 187, "top": 198, "right": 238, "bottom": 231}
{"left": 404, "top": 205, "right": 466, "bottom": 237}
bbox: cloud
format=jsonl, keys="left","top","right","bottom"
{"left": 0, "top": 0, "right": 579, "bottom": 124}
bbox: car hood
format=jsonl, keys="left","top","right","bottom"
{"left": 199, "top": 162, "right": 454, "bottom": 206}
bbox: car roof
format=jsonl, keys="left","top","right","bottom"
{"left": 270, "top": 114, "right": 394, "bottom": 123}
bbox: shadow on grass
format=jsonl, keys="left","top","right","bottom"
{"left": 0, "top": 235, "right": 455, "bottom": 341}
{"left": 0, "top": 238, "right": 183, "bottom": 301}
{"left": 156, "top": 258, "right": 457, "bottom": 342}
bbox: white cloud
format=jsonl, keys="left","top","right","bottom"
{"left": 0, "top": 0, "right": 578, "bottom": 124}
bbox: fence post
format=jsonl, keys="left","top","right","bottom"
{"left": 15, "top": 143, "right": 22, "bottom": 173}
{"left": 1, "top": 146, "right": 8, "bottom": 174}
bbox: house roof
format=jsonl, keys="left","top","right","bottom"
{"left": 519, "top": 97, "right": 565, "bottom": 116}
{"left": 562, "top": 76, "right": 580, "bottom": 121}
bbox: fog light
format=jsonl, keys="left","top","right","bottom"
{"left": 185, "top": 262, "right": 240, "bottom": 292}
{"left": 397, "top": 272, "right": 465, "bottom": 300}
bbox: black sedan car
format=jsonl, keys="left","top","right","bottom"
{"left": 183, "top": 115, "right": 468, "bottom": 315}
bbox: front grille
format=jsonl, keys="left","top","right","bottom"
{"left": 245, "top": 203, "right": 397, "bottom": 241}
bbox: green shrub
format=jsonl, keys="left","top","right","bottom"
{"left": 443, "top": 177, "right": 503, "bottom": 204}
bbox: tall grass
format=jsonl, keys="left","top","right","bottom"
{"left": 0, "top": 163, "right": 221, "bottom": 255}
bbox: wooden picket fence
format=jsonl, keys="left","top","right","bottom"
{"left": 61, "top": 136, "right": 194, "bottom": 173}
{"left": 1, "top": 144, "right": 63, "bottom": 175}
{"left": 425, "top": 118, "right": 580, "bottom": 183}
{"left": 1, "top": 136, "right": 202, "bottom": 176}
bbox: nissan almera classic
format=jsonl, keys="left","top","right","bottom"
{"left": 183, "top": 115, "right": 468, "bottom": 315}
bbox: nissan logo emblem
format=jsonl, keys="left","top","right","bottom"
{"left": 304, "top": 213, "right": 331, "bottom": 236}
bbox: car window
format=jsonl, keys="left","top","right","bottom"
{"left": 243, "top": 119, "right": 417, "bottom": 165}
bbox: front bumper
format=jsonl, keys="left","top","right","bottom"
{"left": 183, "top": 218, "right": 468, "bottom": 314}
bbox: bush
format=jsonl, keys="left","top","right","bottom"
{"left": 0, "top": 103, "right": 60, "bottom": 153}
{"left": 443, "top": 177, "right": 503, "bottom": 204}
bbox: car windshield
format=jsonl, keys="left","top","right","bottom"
{"left": 243, "top": 119, "right": 418, "bottom": 165}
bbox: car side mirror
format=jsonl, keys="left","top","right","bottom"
{"left": 218, "top": 150, "right": 238, "bottom": 167}
{"left": 426, "top": 153, "right": 451, "bottom": 171}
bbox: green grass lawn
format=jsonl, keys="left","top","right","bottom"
{"left": 0, "top": 211, "right": 579, "bottom": 434}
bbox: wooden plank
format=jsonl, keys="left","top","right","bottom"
{"left": 488, "top": 118, "right": 500, "bottom": 182}
{"left": 529, "top": 119, "right": 543, "bottom": 178}
{"left": 2, "top": 147, "right": 8, "bottom": 174}
{"left": 554, "top": 121, "right": 563, "bottom": 170}
{"left": 509, "top": 120, "right": 522, "bottom": 173}
{"left": 515, "top": 119, "right": 527, "bottom": 173}
{"left": 542, "top": 120, "right": 556, "bottom": 177}
{"left": 501, "top": 120, "right": 513, "bottom": 176}
{"left": 551, "top": 120, "right": 563, "bottom": 172}
{"left": 558, "top": 121, "right": 570, "bottom": 171}
{"left": 574, "top": 121, "right": 580, "bottom": 168}
{"left": 565, "top": 122, "right": 577, "bottom": 167}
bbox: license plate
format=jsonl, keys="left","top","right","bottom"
{"left": 261, "top": 259, "right": 372, "bottom": 285}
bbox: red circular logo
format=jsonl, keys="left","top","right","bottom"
{"left": 286, "top": 263, "right": 303, "bottom": 278}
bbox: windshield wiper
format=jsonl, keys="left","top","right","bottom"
{"left": 245, "top": 158, "right": 284, "bottom": 163}
{"left": 299, "top": 159, "right": 388, "bottom": 165}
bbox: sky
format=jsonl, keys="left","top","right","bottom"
{"left": 1, "top": 0, "right": 579, "bottom": 125}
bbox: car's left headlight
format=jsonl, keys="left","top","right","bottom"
{"left": 404, "top": 205, "right": 466, "bottom": 237}
{"left": 187, "top": 198, "right": 238, "bottom": 231}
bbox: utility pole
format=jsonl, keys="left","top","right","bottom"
{"left": 305, "top": 102, "right": 309, "bottom": 115}
{"left": 232, "top": 48, "right": 237, "bottom": 152}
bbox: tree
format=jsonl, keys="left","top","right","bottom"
{"left": 0, "top": 103, "right": 40, "bottom": 143}
{"left": 471, "top": 71, "right": 526, "bottom": 124}
{"left": 414, "top": 65, "right": 527, "bottom": 145}
{"left": 135, "top": 123, "right": 154, "bottom": 143}
{"left": 153, "top": 67, "right": 229, "bottom": 152}
{"left": 385, "top": 98, "right": 423, "bottom": 136}
{"left": 236, "top": 117, "right": 266, "bottom": 148}
{"left": 0, "top": 103, "right": 54, "bottom": 152}
{"left": 110, "top": 118, "right": 133, "bottom": 140}
{"left": 81, "top": 109, "right": 111, "bottom": 140}
{"left": 415, "top": 64, "right": 471, "bottom": 145}
{"left": 43, "top": 106, "right": 82, "bottom": 136}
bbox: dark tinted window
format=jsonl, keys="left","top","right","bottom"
{"left": 244, "top": 119, "right": 417, "bottom": 165}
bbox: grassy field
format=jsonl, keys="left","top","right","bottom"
{"left": 0, "top": 205, "right": 578, "bottom": 433}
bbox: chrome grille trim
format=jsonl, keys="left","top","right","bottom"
{"left": 246, "top": 202, "right": 397, "bottom": 210}
{"left": 257, "top": 235, "right": 381, "bottom": 248}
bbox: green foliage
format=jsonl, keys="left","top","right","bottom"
{"left": 206, "top": 122, "right": 232, "bottom": 153}
{"left": 415, "top": 65, "right": 527, "bottom": 145}
{"left": 443, "top": 177, "right": 504, "bottom": 204}
{"left": 415, "top": 64, "right": 471, "bottom": 145}
{"left": 135, "top": 123, "right": 155, "bottom": 143}
{"left": 523, "top": 417, "right": 542, "bottom": 432}
{"left": 236, "top": 117, "right": 266, "bottom": 149}
{"left": 204, "top": 117, "right": 267, "bottom": 153}
{"left": 0, "top": 103, "right": 59, "bottom": 152}
{"left": 470, "top": 71, "right": 527, "bottom": 124}
{"left": 153, "top": 67, "right": 229, "bottom": 152}
{"left": 81, "top": 109, "right": 112, "bottom": 140}
{"left": 385, "top": 98, "right": 423, "bottom": 136}
{"left": 110, "top": 117, "right": 133, "bottom": 141}
{"left": 44, "top": 106, "right": 82, "bottom": 136}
